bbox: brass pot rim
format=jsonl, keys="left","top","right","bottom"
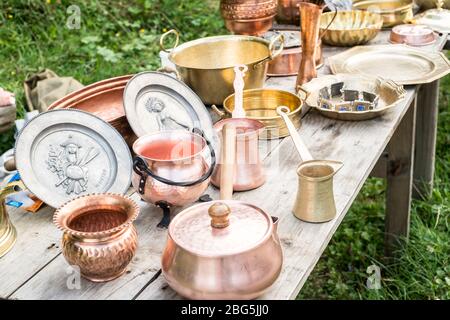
{"left": 353, "top": 0, "right": 413, "bottom": 13}
{"left": 168, "top": 35, "right": 272, "bottom": 70}
{"left": 222, "top": 88, "right": 303, "bottom": 120}
{"left": 53, "top": 193, "right": 139, "bottom": 239}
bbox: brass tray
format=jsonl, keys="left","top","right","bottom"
{"left": 329, "top": 44, "right": 450, "bottom": 85}
{"left": 299, "top": 74, "right": 406, "bottom": 121}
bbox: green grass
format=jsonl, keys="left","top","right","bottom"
{"left": 1, "top": 0, "right": 449, "bottom": 300}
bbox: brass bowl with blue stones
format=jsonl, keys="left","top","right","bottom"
{"left": 298, "top": 74, "right": 406, "bottom": 121}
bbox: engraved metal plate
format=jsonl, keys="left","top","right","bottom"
{"left": 123, "top": 71, "right": 214, "bottom": 143}
{"left": 15, "top": 109, "right": 132, "bottom": 208}
{"left": 329, "top": 44, "right": 450, "bottom": 85}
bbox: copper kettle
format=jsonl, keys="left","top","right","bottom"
{"left": 162, "top": 124, "right": 283, "bottom": 300}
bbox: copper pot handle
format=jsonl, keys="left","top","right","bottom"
{"left": 318, "top": 4, "right": 338, "bottom": 40}
{"left": 160, "top": 29, "right": 180, "bottom": 53}
{"left": 219, "top": 123, "right": 236, "bottom": 201}
{"left": 211, "top": 105, "right": 226, "bottom": 118}
{"left": 133, "top": 128, "right": 216, "bottom": 193}
{"left": 157, "top": 66, "right": 181, "bottom": 80}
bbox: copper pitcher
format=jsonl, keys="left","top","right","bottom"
{"left": 296, "top": 2, "right": 337, "bottom": 88}
{"left": 211, "top": 118, "right": 266, "bottom": 191}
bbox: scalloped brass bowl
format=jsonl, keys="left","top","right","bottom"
{"left": 320, "top": 11, "right": 383, "bottom": 47}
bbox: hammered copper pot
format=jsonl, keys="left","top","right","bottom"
{"left": 220, "top": 0, "right": 278, "bottom": 35}
{"left": 53, "top": 193, "right": 139, "bottom": 282}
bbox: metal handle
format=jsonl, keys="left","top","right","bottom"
{"left": 319, "top": 3, "right": 338, "bottom": 40}
{"left": 384, "top": 79, "right": 407, "bottom": 99}
{"left": 157, "top": 66, "right": 181, "bottom": 80}
{"left": 297, "top": 85, "right": 311, "bottom": 101}
{"left": 268, "top": 33, "right": 285, "bottom": 60}
{"left": 211, "top": 104, "right": 226, "bottom": 118}
{"left": 233, "top": 65, "right": 248, "bottom": 119}
{"left": 253, "top": 33, "right": 285, "bottom": 69}
{"left": 276, "top": 106, "right": 313, "bottom": 162}
{"left": 159, "top": 29, "right": 180, "bottom": 53}
{"left": 133, "top": 128, "right": 216, "bottom": 193}
{"left": 219, "top": 123, "right": 236, "bottom": 201}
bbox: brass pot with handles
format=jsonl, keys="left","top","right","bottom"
{"left": 160, "top": 30, "right": 284, "bottom": 105}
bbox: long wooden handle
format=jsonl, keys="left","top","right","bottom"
{"left": 276, "top": 106, "right": 313, "bottom": 162}
{"left": 220, "top": 123, "right": 236, "bottom": 200}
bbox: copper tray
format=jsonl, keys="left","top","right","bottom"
{"left": 329, "top": 45, "right": 450, "bottom": 85}
{"left": 48, "top": 76, "right": 135, "bottom": 147}
{"left": 299, "top": 74, "right": 406, "bottom": 121}
{"left": 389, "top": 24, "right": 437, "bottom": 46}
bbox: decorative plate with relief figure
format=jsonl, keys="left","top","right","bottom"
{"left": 15, "top": 109, "right": 132, "bottom": 208}
{"left": 123, "top": 71, "right": 215, "bottom": 144}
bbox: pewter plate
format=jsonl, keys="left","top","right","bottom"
{"left": 329, "top": 45, "right": 450, "bottom": 85}
{"left": 123, "top": 71, "right": 214, "bottom": 143}
{"left": 413, "top": 9, "right": 450, "bottom": 34}
{"left": 15, "top": 109, "right": 132, "bottom": 208}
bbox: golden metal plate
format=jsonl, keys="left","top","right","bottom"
{"left": 328, "top": 44, "right": 450, "bottom": 85}
{"left": 299, "top": 74, "right": 406, "bottom": 121}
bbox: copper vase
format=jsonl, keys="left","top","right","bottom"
{"left": 54, "top": 193, "right": 139, "bottom": 282}
{"left": 220, "top": 0, "right": 278, "bottom": 35}
{"left": 0, "top": 182, "right": 21, "bottom": 258}
{"left": 296, "top": 3, "right": 336, "bottom": 88}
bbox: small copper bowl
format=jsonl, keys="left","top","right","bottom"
{"left": 390, "top": 24, "right": 437, "bottom": 46}
{"left": 54, "top": 193, "right": 139, "bottom": 282}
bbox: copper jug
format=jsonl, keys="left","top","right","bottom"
{"left": 296, "top": 2, "right": 336, "bottom": 88}
{"left": 211, "top": 118, "right": 266, "bottom": 191}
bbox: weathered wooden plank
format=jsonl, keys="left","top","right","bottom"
{"left": 413, "top": 81, "right": 440, "bottom": 199}
{"left": 136, "top": 87, "right": 416, "bottom": 300}
{"left": 0, "top": 205, "right": 60, "bottom": 298}
{"left": 385, "top": 98, "right": 416, "bottom": 257}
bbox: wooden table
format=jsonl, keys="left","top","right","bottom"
{"left": 1, "top": 31, "right": 448, "bottom": 300}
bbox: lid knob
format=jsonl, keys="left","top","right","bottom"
{"left": 208, "top": 202, "right": 230, "bottom": 229}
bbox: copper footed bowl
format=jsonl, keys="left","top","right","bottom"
{"left": 54, "top": 193, "right": 139, "bottom": 282}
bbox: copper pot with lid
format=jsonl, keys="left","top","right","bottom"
{"left": 162, "top": 124, "right": 283, "bottom": 300}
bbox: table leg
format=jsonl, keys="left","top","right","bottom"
{"left": 385, "top": 99, "right": 416, "bottom": 257}
{"left": 413, "top": 80, "right": 440, "bottom": 200}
